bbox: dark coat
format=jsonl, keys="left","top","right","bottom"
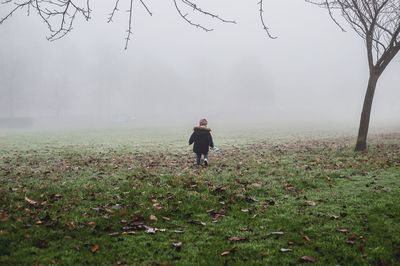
{"left": 189, "top": 127, "right": 214, "bottom": 155}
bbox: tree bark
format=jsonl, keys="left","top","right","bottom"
{"left": 355, "top": 73, "right": 380, "bottom": 152}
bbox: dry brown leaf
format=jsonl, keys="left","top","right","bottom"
{"left": 228, "top": 236, "right": 247, "bottom": 242}
{"left": 280, "top": 248, "right": 292, "bottom": 252}
{"left": 67, "top": 222, "right": 75, "bottom": 231}
{"left": 348, "top": 233, "right": 357, "bottom": 241}
{"left": 300, "top": 256, "right": 316, "bottom": 263}
{"left": 87, "top": 221, "right": 96, "bottom": 226}
{"left": 285, "top": 184, "right": 295, "bottom": 192}
{"left": 90, "top": 244, "right": 99, "bottom": 253}
{"left": 149, "top": 215, "right": 158, "bottom": 222}
{"left": 153, "top": 203, "right": 162, "bottom": 210}
{"left": 346, "top": 233, "right": 357, "bottom": 245}
{"left": 337, "top": 228, "right": 349, "bottom": 233}
{"left": 0, "top": 212, "right": 9, "bottom": 222}
{"left": 303, "top": 235, "right": 311, "bottom": 241}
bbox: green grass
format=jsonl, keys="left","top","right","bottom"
{"left": 0, "top": 129, "right": 399, "bottom": 265}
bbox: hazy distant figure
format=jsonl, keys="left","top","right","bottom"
{"left": 189, "top": 119, "right": 214, "bottom": 166}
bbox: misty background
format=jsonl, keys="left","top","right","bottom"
{"left": 0, "top": 0, "right": 399, "bottom": 129}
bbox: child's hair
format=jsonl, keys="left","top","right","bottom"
{"left": 199, "top": 118, "right": 208, "bottom": 127}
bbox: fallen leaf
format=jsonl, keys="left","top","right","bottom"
{"left": 280, "top": 248, "right": 292, "bottom": 252}
{"left": 346, "top": 233, "right": 357, "bottom": 245}
{"left": 251, "top": 182, "right": 263, "bottom": 188}
{"left": 348, "top": 233, "right": 357, "bottom": 241}
{"left": 153, "top": 203, "right": 162, "bottom": 210}
{"left": 87, "top": 221, "right": 96, "bottom": 226}
{"left": 172, "top": 242, "right": 182, "bottom": 252}
{"left": 67, "top": 222, "right": 76, "bottom": 231}
{"left": 244, "top": 194, "right": 257, "bottom": 203}
{"left": 214, "top": 186, "right": 227, "bottom": 193}
{"left": 337, "top": 228, "right": 349, "bottom": 233}
{"left": 161, "top": 216, "right": 170, "bottom": 221}
{"left": 145, "top": 226, "right": 156, "bottom": 234}
{"left": 90, "top": 244, "right": 99, "bottom": 253}
{"left": 0, "top": 211, "right": 8, "bottom": 222}
{"left": 305, "top": 201, "right": 316, "bottom": 206}
{"left": 228, "top": 236, "right": 247, "bottom": 242}
{"left": 268, "top": 231, "right": 285, "bottom": 236}
{"left": 208, "top": 209, "right": 225, "bottom": 221}
{"left": 221, "top": 251, "right": 231, "bottom": 256}
{"left": 241, "top": 209, "right": 249, "bottom": 213}
{"left": 111, "top": 204, "right": 122, "bottom": 210}
{"left": 221, "top": 247, "right": 236, "bottom": 256}
{"left": 149, "top": 215, "right": 158, "bottom": 222}
{"left": 121, "top": 231, "right": 136, "bottom": 235}
{"left": 300, "top": 256, "right": 316, "bottom": 263}
{"left": 330, "top": 214, "right": 340, "bottom": 220}
{"left": 303, "top": 235, "right": 311, "bottom": 241}
{"left": 116, "top": 259, "right": 127, "bottom": 265}
{"left": 25, "top": 197, "right": 38, "bottom": 206}
{"left": 188, "top": 220, "right": 206, "bottom": 226}
{"left": 358, "top": 243, "right": 365, "bottom": 254}
{"left": 285, "top": 184, "right": 295, "bottom": 192}
{"left": 50, "top": 194, "right": 62, "bottom": 200}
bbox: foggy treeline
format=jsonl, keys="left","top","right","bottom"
{"left": 0, "top": 0, "right": 399, "bottom": 129}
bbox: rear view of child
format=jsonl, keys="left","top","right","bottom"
{"left": 189, "top": 118, "right": 214, "bottom": 166}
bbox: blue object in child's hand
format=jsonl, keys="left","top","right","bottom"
{"left": 211, "top": 146, "right": 220, "bottom": 153}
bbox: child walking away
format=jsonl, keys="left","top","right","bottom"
{"left": 189, "top": 119, "right": 214, "bottom": 166}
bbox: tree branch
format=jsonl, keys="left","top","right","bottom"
{"left": 258, "top": 0, "right": 277, "bottom": 39}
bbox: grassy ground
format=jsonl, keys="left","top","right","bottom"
{"left": 0, "top": 129, "right": 399, "bottom": 265}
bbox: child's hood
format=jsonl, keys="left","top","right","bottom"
{"left": 193, "top": 126, "right": 212, "bottom": 132}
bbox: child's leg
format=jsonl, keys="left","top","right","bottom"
{"left": 196, "top": 153, "right": 201, "bottom": 165}
{"left": 204, "top": 153, "right": 209, "bottom": 165}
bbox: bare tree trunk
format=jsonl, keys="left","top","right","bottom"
{"left": 355, "top": 73, "right": 380, "bottom": 152}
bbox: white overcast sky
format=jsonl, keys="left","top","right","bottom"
{"left": 0, "top": 0, "right": 399, "bottom": 128}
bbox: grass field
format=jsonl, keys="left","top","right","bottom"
{"left": 1, "top": 129, "right": 400, "bottom": 265}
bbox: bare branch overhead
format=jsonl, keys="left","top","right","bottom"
{"left": 258, "top": 0, "right": 277, "bottom": 39}
{"left": 0, "top": 0, "right": 276, "bottom": 48}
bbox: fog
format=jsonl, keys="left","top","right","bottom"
{"left": 0, "top": 0, "right": 399, "bottom": 129}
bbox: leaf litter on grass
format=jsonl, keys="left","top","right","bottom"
{"left": 1, "top": 131, "right": 400, "bottom": 265}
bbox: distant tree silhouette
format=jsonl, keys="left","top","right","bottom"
{"left": 309, "top": 0, "right": 400, "bottom": 151}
